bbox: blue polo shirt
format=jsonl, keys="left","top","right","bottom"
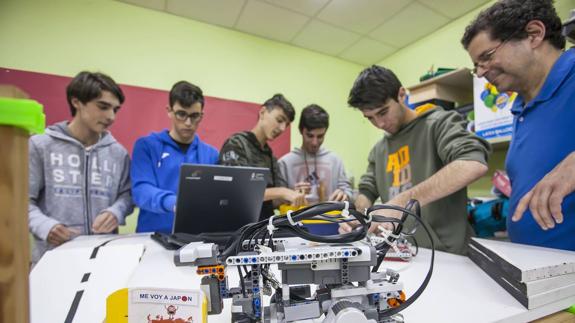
{"left": 506, "top": 48, "right": 575, "bottom": 250}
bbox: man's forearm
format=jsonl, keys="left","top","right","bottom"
{"left": 264, "top": 187, "right": 290, "bottom": 202}
{"left": 392, "top": 160, "right": 488, "bottom": 207}
{"left": 355, "top": 193, "right": 373, "bottom": 212}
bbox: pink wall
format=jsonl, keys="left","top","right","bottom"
{"left": 0, "top": 68, "right": 291, "bottom": 157}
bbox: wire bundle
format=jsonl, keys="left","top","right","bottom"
{"left": 222, "top": 201, "right": 368, "bottom": 258}
{"left": 220, "top": 200, "right": 435, "bottom": 321}
{"left": 366, "top": 201, "right": 435, "bottom": 319}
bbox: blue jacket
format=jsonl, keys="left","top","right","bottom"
{"left": 131, "top": 130, "right": 218, "bottom": 233}
{"left": 506, "top": 48, "right": 575, "bottom": 250}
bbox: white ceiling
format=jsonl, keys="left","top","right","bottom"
{"left": 118, "top": 0, "right": 491, "bottom": 66}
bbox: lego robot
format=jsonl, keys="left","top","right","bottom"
{"left": 175, "top": 200, "right": 435, "bottom": 323}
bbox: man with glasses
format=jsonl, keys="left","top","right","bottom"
{"left": 339, "top": 66, "right": 491, "bottom": 255}
{"left": 131, "top": 81, "right": 218, "bottom": 233}
{"left": 462, "top": 0, "right": 575, "bottom": 250}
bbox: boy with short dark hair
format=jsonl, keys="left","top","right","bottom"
{"left": 29, "top": 71, "right": 133, "bottom": 263}
{"left": 278, "top": 104, "right": 353, "bottom": 203}
{"left": 341, "top": 66, "right": 491, "bottom": 255}
{"left": 131, "top": 81, "right": 218, "bottom": 233}
{"left": 219, "top": 94, "right": 306, "bottom": 220}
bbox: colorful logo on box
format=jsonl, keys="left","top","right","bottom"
{"left": 147, "top": 304, "right": 194, "bottom": 323}
{"left": 480, "top": 83, "right": 517, "bottom": 112}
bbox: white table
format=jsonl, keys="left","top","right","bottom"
{"left": 29, "top": 234, "right": 574, "bottom": 323}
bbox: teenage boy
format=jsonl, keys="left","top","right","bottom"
{"left": 462, "top": 0, "right": 575, "bottom": 250}
{"left": 28, "top": 71, "right": 133, "bottom": 263}
{"left": 219, "top": 94, "right": 306, "bottom": 220}
{"left": 131, "top": 81, "right": 218, "bottom": 233}
{"left": 278, "top": 104, "right": 353, "bottom": 203}
{"left": 340, "top": 66, "right": 491, "bottom": 255}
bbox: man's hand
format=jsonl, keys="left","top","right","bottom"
{"left": 47, "top": 224, "right": 80, "bottom": 246}
{"left": 367, "top": 205, "right": 406, "bottom": 233}
{"left": 294, "top": 181, "right": 311, "bottom": 194}
{"left": 339, "top": 209, "right": 405, "bottom": 234}
{"left": 339, "top": 220, "right": 380, "bottom": 234}
{"left": 286, "top": 189, "right": 307, "bottom": 207}
{"left": 339, "top": 195, "right": 408, "bottom": 234}
{"left": 328, "top": 189, "right": 348, "bottom": 202}
{"left": 339, "top": 193, "right": 373, "bottom": 234}
{"left": 92, "top": 211, "right": 119, "bottom": 234}
{"left": 512, "top": 152, "right": 575, "bottom": 230}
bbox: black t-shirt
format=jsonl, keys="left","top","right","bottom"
{"left": 169, "top": 134, "right": 191, "bottom": 154}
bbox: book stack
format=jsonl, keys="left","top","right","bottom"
{"left": 468, "top": 238, "right": 575, "bottom": 309}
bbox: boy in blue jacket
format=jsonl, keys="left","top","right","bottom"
{"left": 131, "top": 81, "right": 218, "bottom": 233}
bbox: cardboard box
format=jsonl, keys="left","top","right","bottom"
{"left": 0, "top": 85, "right": 29, "bottom": 99}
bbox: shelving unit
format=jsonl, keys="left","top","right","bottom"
{"left": 407, "top": 68, "right": 473, "bottom": 106}
{"left": 488, "top": 135, "right": 512, "bottom": 151}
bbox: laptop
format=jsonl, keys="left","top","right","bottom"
{"left": 172, "top": 164, "right": 270, "bottom": 235}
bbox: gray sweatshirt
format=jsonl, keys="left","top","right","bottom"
{"left": 278, "top": 147, "right": 353, "bottom": 203}
{"left": 28, "top": 121, "right": 133, "bottom": 262}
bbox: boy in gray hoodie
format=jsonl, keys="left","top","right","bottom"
{"left": 28, "top": 71, "right": 133, "bottom": 263}
{"left": 278, "top": 104, "right": 353, "bottom": 203}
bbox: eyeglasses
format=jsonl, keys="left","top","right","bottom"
{"left": 472, "top": 30, "right": 521, "bottom": 76}
{"left": 171, "top": 109, "right": 203, "bottom": 122}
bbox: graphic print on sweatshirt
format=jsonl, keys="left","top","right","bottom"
{"left": 49, "top": 151, "right": 118, "bottom": 200}
{"left": 289, "top": 161, "right": 332, "bottom": 202}
{"left": 387, "top": 145, "right": 412, "bottom": 199}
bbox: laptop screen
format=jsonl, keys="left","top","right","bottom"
{"left": 173, "top": 164, "right": 270, "bottom": 234}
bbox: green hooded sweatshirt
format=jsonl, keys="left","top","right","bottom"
{"left": 359, "top": 106, "right": 491, "bottom": 255}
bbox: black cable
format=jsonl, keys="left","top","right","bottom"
{"left": 237, "top": 266, "right": 245, "bottom": 297}
{"left": 371, "top": 201, "right": 415, "bottom": 273}
{"left": 222, "top": 202, "right": 370, "bottom": 259}
{"left": 365, "top": 203, "right": 434, "bottom": 319}
{"left": 276, "top": 204, "right": 368, "bottom": 244}
{"left": 220, "top": 200, "right": 433, "bottom": 320}
{"left": 409, "top": 236, "right": 419, "bottom": 256}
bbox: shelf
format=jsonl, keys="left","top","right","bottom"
{"left": 487, "top": 135, "right": 511, "bottom": 150}
{"left": 407, "top": 68, "right": 474, "bottom": 105}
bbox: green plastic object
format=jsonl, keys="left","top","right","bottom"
{"left": 419, "top": 67, "right": 457, "bottom": 82}
{"left": 568, "top": 304, "right": 575, "bottom": 314}
{"left": 0, "top": 98, "right": 45, "bottom": 134}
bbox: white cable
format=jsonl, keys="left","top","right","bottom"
{"left": 366, "top": 210, "right": 373, "bottom": 223}
{"left": 377, "top": 225, "right": 401, "bottom": 241}
{"left": 286, "top": 210, "right": 301, "bottom": 226}
{"left": 390, "top": 240, "right": 402, "bottom": 257}
{"left": 267, "top": 215, "right": 277, "bottom": 235}
{"left": 341, "top": 201, "right": 350, "bottom": 218}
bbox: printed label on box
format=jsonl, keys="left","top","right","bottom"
{"left": 128, "top": 288, "right": 203, "bottom": 323}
